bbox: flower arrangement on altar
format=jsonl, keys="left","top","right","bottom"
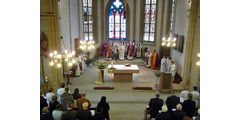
{"left": 97, "top": 60, "right": 106, "bottom": 70}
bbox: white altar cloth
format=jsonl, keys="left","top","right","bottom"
{"left": 108, "top": 65, "right": 139, "bottom": 70}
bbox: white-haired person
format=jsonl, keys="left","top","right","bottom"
{"left": 180, "top": 87, "right": 189, "bottom": 103}
{"left": 77, "top": 102, "right": 92, "bottom": 120}
{"left": 155, "top": 105, "right": 172, "bottom": 120}
{"left": 171, "top": 104, "right": 187, "bottom": 120}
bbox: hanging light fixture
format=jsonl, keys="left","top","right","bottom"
{"left": 79, "top": 39, "right": 95, "bottom": 51}
{"left": 161, "top": 31, "right": 177, "bottom": 47}
{"left": 48, "top": 36, "right": 77, "bottom": 68}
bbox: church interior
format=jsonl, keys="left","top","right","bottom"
{"left": 40, "top": 0, "right": 200, "bottom": 119}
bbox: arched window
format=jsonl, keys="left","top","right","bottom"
{"left": 143, "top": 0, "right": 157, "bottom": 42}
{"left": 108, "top": 0, "right": 126, "bottom": 40}
{"left": 83, "top": 0, "right": 93, "bottom": 41}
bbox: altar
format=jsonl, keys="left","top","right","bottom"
{"left": 108, "top": 64, "right": 140, "bottom": 81}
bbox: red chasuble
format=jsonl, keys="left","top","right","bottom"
{"left": 151, "top": 52, "right": 160, "bottom": 69}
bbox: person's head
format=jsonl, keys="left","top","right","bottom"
{"left": 42, "top": 107, "right": 49, "bottom": 114}
{"left": 193, "top": 86, "right": 198, "bottom": 91}
{"left": 64, "top": 87, "right": 69, "bottom": 93}
{"left": 188, "top": 93, "right": 193, "bottom": 100}
{"left": 81, "top": 92, "right": 86, "bottom": 97}
{"left": 163, "top": 56, "right": 166, "bottom": 58}
{"left": 171, "top": 61, "right": 175, "bottom": 64}
{"left": 169, "top": 57, "right": 172, "bottom": 60}
{"left": 40, "top": 91, "right": 43, "bottom": 96}
{"left": 48, "top": 87, "right": 53, "bottom": 93}
{"left": 56, "top": 104, "right": 63, "bottom": 111}
{"left": 176, "top": 104, "right": 182, "bottom": 111}
{"left": 155, "top": 92, "right": 160, "bottom": 98}
{"left": 100, "top": 96, "right": 107, "bottom": 103}
{"left": 52, "top": 95, "right": 57, "bottom": 102}
{"left": 162, "top": 105, "right": 168, "bottom": 112}
{"left": 61, "top": 82, "right": 65, "bottom": 88}
{"left": 171, "top": 90, "right": 176, "bottom": 95}
{"left": 153, "top": 49, "right": 157, "bottom": 52}
{"left": 74, "top": 88, "right": 79, "bottom": 94}
{"left": 82, "top": 102, "right": 89, "bottom": 110}
{"left": 67, "top": 102, "right": 74, "bottom": 110}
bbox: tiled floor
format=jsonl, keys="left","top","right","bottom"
{"left": 66, "top": 63, "right": 180, "bottom": 120}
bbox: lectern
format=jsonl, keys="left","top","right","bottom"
{"left": 157, "top": 73, "right": 173, "bottom": 92}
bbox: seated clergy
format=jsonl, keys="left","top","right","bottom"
{"left": 149, "top": 92, "right": 164, "bottom": 118}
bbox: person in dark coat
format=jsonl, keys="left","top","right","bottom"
{"left": 171, "top": 104, "right": 187, "bottom": 120}
{"left": 182, "top": 93, "right": 196, "bottom": 118}
{"left": 149, "top": 92, "right": 164, "bottom": 118}
{"left": 72, "top": 88, "right": 81, "bottom": 100}
{"left": 77, "top": 102, "right": 92, "bottom": 120}
{"left": 60, "top": 87, "right": 74, "bottom": 111}
{"left": 166, "top": 91, "right": 180, "bottom": 113}
{"left": 97, "top": 96, "right": 110, "bottom": 120}
{"left": 61, "top": 102, "right": 78, "bottom": 120}
{"left": 92, "top": 106, "right": 106, "bottom": 120}
{"left": 40, "top": 91, "right": 48, "bottom": 114}
{"left": 155, "top": 105, "right": 172, "bottom": 120}
{"left": 49, "top": 95, "right": 59, "bottom": 114}
{"left": 40, "top": 107, "right": 53, "bottom": 120}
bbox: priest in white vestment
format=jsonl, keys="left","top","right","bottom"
{"left": 170, "top": 61, "right": 176, "bottom": 77}
{"left": 160, "top": 56, "right": 167, "bottom": 73}
{"left": 75, "top": 63, "right": 81, "bottom": 76}
{"left": 145, "top": 49, "right": 152, "bottom": 68}
{"left": 119, "top": 42, "right": 125, "bottom": 60}
{"left": 166, "top": 57, "right": 173, "bottom": 72}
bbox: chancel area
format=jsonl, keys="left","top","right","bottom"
{"left": 40, "top": 0, "right": 200, "bottom": 120}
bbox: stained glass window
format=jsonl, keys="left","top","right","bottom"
{"left": 143, "top": 0, "right": 157, "bottom": 42}
{"left": 83, "top": 0, "right": 93, "bottom": 41}
{"left": 108, "top": 0, "right": 126, "bottom": 40}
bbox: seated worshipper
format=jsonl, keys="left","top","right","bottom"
{"left": 180, "top": 87, "right": 189, "bottom": 103}
{"left": 77, "top": 92, "right": 91, "bottom": 110}
{"left": 106, "top": 42, "right": 113, "bottom": 61}
{"left": 46, "top": 87, "right": 55, "bottom": 106}
{"left": 57, "top": 82, "right": 66, "bottom": 103}
{"left": 151, "top": 49, "right": 160, "bottom": 70}
{"left": 97, "top": 96, "right": 110, "bottom": 120}
{"left": 49, "top": 95, "right": 60, "bottom": 114}
{"left": 92, "top": 106, "right": 106, "bottom": 120}
{"left": 72, "top": 88, "right": 82, "bottom": 101}
{"left": 145, "top": 49, "right": 152, "bottom": 68}
{"left": 170, "top": 61, "right": 176, "bottom": 78}
{"left": 166, "top": 91, "right": 180, "bottom": 113}
{"left": 61, "top": 102, "right": 78, "bottom": 120}
{"left": 52, "top": 104, "right": 63, "bottom": 120}
{"left": 127, "top": 42, "right": 135, "bottom": 60}
{"left": 182, "top": 93, "right": 196, "bottom": 118}
{"left": 160, "top": 56, "right": 167, "bottom": 73}
{"left": 40, "top": 91, "right": 48, "bottom": 114}
{"left": 191, "top": 86, "right": 200, "bottom": 106}
{"left": 41, "top": 107, "right": 53, "bottom": 120}
{"left": 194, "top": 108, "right": 200, "bottom": 120}
{"left": 149, "top": 92, "right": 164, "bottom": 118}
{"left": 77, "top": 102, "right": 92, "bottom": 120}
{"left": 171, "top": 104, "right": 187, "bottom": 120}
{"left": 60, "top": 87, "right": 74, "bottom": 111}
{"left": 119, "top": 42, "right": 125, "bottom": 60}
{"left": 155, "top": 105, "right": 172, "bottom": 120}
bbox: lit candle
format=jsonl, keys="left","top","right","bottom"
{"left": 45, "top": 76, "right": 48, "bottom": 82}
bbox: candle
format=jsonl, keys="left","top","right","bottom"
{"left": 111, "top": 62, "right": 113, "bottom": 68}
{"left": 45, "top": 76, "right": 48, "bottom": 82}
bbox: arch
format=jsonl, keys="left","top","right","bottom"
{"left": 105, "top": 0, "right": 130, "bottom": 41}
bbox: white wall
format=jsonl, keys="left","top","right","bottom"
{"left": 171, "top": 0, "right": 189, "bottom": 76}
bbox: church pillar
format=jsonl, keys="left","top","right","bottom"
{"left": 79, "top": 0, "right": 84, "bottom": 41}
{"left": 97, "top": 0, "right": 102, "bottom": 46}
{"left": 135, "top": 0, "right": 140, "bottom": 42}
{"left": 181, "top": 0, "right": 200, "bottom": 89}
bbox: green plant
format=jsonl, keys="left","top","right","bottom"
{"left": 86, "top": 58, "right": 94, "bottom": 65}
{"left": 97, "top": 60, "right": 106, "bottom": 69}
